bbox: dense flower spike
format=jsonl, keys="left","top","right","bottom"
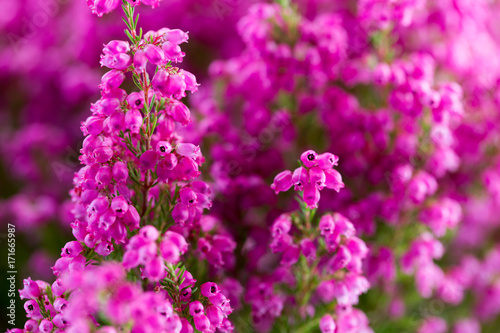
{"left": 272, "top": 150, "right": 344, "bottom": 208}
{"left": 266, "top": 154, "right": 370, "bottom": 332}
{"left": 8, "top": 1, "right": 237, "bottom": 332}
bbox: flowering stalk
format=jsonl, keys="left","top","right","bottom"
{"left": 248, "top": 151, "right": 370, "bottom": 332}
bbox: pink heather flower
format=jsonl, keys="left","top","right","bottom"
{"left": 113, "top": 161, "right": 128, "bottom": 182}
{"left": 124, "top": 205, "right": 140, "bottom": 229}
{"left": 137, "top": 242, "right": 157, "bottom": 264}
{"left": 189, "top": 301, "right": 204, "bottom": 317}
{"left": 316, "top": 153, "right": 339, "bottom": 169}
{"left": 24, "top": 299, "right": 39, "bottom": 316}
{"left": 92, "top": 0, "right": 120, "bottom": 17}
{"left": 141, "top": 0, "right": 161, "bottom": 8}
{"left": 300, "top": 150, "right": 318, "bottom": 168}
{"left": 111, "top": 196, "right": 129, "bottom": 217}
{"left": 303, "top": 183, "right": 320, "bottom": 208}
{"left": 309, "top": 166, "right": 326, "bottom": 189}
{"left": 329, "top": 246, "right": 352, "bottom": 271}
{"left": 95, "top": 241, "right": 114, "bottom": 256}
{"left": 162, "top": 41, "right": 184, "bottom": 62}
{"left": 454, "top": 318, "right": 480, "bottom": 333}
{"left": 208, "top": 293, "right": 230, "bottom": 311}
{"left": 206, "top": 305, "right": 224, "bottom": 327}
{"left": 300, "top": 239, "right": 317, "bottom": 262}
{"left": 51, "top": 279, "right": 65, "bottom": 297}
{"left": 98, "top": 208, "right": 116, "bottom": 230}
{"left": 139, "top": 225, "right": 159, "bottom": 241}
{"left": 271, "top": 170, "right": 293, "bottom": 194}
{"left": 85, "top": 233, "right": 97, "bottom": 248}
{"left": 134, "top": 50, "right": 148, "bottom": 71}
{"left": 101, "top": 53, "right": 131, "bottom": 70}
{"left": 103, "top": 40, "right": 130, "bottom": 55}
{"left": 162, "top": 29, "right": 189, "bottom": 44}
{"left": 144, "top": 44, "right": 165, "bottom": 65}
{"left": 271, "top": 214, "right": 292, "bottom": 237}
{"left": 100, "top": 98, "right": 121, "bottom": 115}
{"left": 96, "top": 166, "right": 112, "bottom": 187}
{"left": 346, "top": 237, "right": 369, "bottom": 259}
{"left": 108, "top": 112, "right": 125, "bottom": 132}
{"left": 140, "top": 150, "right": 158, "bottom": 170}
{"left": 180, "top": 70, "right": 199, "bottom": 92}
{"left": 52, "top": 313, "right": 68, "bottom": 328}
{"left": 281, "top": 244, "right": 300, "bottom": 266}
{"left": 20, "top": 278, "right": 40, "bottom": 299}
{"left": 373, "top": 62, "right": 391, "bottom": 85}
{"left": 53, "top": 298, "right": 68, "bottom": 312}
{"left": 333, "top": 213, "right": 356, "bottom": 237}
{"left": 201, "top": 282, "right": 220, "bottom": 297}
{"left": 165, "top": 73, "right": 187, "bottom": 98}
{"left": 144, "top": 256, "right": 165, "bottom": 281}
{"left": 319, "top": 214, "right": 335, "bottom": 236}
{"left": 165, "top": 315, "right": 182, "bottom": 332}
{"left": 160, "top": 239, "right": 181, "bottom": 263}
{"left": 176, "top": 143, "right": 201, "bottom": 159}
{"left": 123, "top": 249, "right": 139, "bottom": 269}
{"left": 179, "top": 187, "right": 197, "bottom": 205}
{"left": 175, "top": 157, "right": 200, "bottom": 179}
{"left": 100, "top": 70, "right": 125, "bottom": 92}
{"left": 171, "top": 203, "right": 189, "bottom": 224}
{"left": 270, "top": 234, "right": 293, "bottom": 253}
{"left": 220, "top": 318, "right": 234, "bottom": 332}
{"left": 127, "top": 92, "right": 145, "bottom": 109}
{"left": 418, "top": 317, "right": 447, "bottom": 333}
{"left": 125, "top": 109, "right": 143, "bottom": 134}
{"left": 164, "top": 231, "right": 188, "bottom": 253}
{"left": 156, "top": 141, "right": 172, "bottom": 156}
{"left": 324, "top": 168, "right": 344, "bottom": 192}
{"left": 212, "top": 235, "right": 236, "bottom": 253}
{"left": 419, "top": 198, "right": 462, "bottom": 237}
{"left": 39, "top": 319, "right": 53, "bottom": 332}
{"left": 319, "top": 314, "right": 336, "bottom": 333}
{"left": 83, "top": 116, "right": 104, "bottom": 135}
{"left": 193, "top": 314, "right": 210, "bottom": 332}
{"left": 170, "top": 100, "right": 192, "bottom": 126}
{"left": 24, "top": 319, "right": 38, "bottom": 332}
{"left": 61, "top": 241, "right": 84, "bottom": 258}
{"left": 125, "top": 0, "right": 140, "bottom": 7}
{"left": 157, "top": 156, "right": 177, "bottom": 180}
{"left": 89, "top": 196, "right": 109, "bottom": 215}
{"left": 292, "top": 167, "right": 309, "bottom": 191}
{"left": 152, "top": 71, "right": 187, "bottom": 98}
{"left": 198, "top": 237, "right": 211, "bottom": 254}
{"left": 152, "top": 69, "right": 169, "bottom": 93}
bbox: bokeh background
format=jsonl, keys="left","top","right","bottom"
{"left": 2, "top": 0, "right": 500, "bottom": 332}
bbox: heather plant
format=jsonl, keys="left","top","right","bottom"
{"left": 6, "top": 0, "right": 500, "bottom": 332}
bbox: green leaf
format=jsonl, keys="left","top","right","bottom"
{"left": 122, "top": 17, "right": 132, "bottom": 30}
{"left": 132, "top": 75, "right": 142, "bottom": 90}
{"left": 124, "top": 29, "right": 134, "bottom": 44}
{"left": 134, "top": 14, "right": 140, "bottom": 30}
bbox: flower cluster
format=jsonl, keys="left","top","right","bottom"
{"left": 87, "top": 0, "right": 167, "bottom": 17}
{"left": 243, "top": 154, "right": 371, "bottom": 332}
{"left": 272, "top": 150, "right": 344, "bottom": 208}
{"left": 8, "top": 1, "right": 237, "bottom": 332}
{"left": 187, "top": 282, "right": 234, "bottom": 332}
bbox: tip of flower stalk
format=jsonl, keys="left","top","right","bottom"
{"left": 273, "top": 151, "right": 343, "bottom": 208}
